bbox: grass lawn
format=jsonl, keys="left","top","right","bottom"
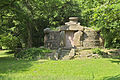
{"left": 0, "top": 50, "right": 120, "bottom": 80}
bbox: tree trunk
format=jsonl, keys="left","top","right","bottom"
{"left": 27, "top": 21, "right": 32, "bottom": 48}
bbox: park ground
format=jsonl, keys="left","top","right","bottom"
{"left": 0, "top": 50, "right": 120, "bottom": 80}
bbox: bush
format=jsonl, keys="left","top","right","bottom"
{"left": 0, "top": 34, "right": 21, "bottom": 50}
{"left": 15, "top": 48, "right": 52, "bottom": 60}
{"left": 92, "top": 48, "right": 104, "bottom": 55}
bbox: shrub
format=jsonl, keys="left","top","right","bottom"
{"left": 0, "top": 34, "right": 21, "bottom": 50}
{"left": 92, "top": 48, "right": 104, "bottom": 55}
{"left": 15, "top": 48, "right": 52, "bottom": 60}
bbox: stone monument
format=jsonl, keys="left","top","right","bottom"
{"left": 44, "top": 17, "right": 104, "bottom": 60}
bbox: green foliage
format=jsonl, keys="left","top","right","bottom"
{"left": 0, "top": 0, "right": 120, "bottom": 50}
{"left": 76, "top": 0, "right": 120, "bottom": 48}
{"left": 92, "top": 48, "right": 104, "bottom": 55}
{"left": 0, "top": 0, "right": 81, "bottom": 49}
{"left": 15, "top": 48, "right": 52, "bottom": 60}
{"left": 0, "top": 34, "right": 21, "bottom": 50}
{"left": 89, "top": 0, "right": 120, "bottom": 48}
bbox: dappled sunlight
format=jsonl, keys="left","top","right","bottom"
{"left": 1, "top": 50, "right": 120, "bottom": 80}
{"left": 0, "top": 50, "right": 33, "bottom": 75}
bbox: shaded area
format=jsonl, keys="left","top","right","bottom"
{"left": 0, "top": 57, "right": 32, "bottom": 74}
{"left": 103, "top": 74, "right": 120, "bottom": 80}
{"left": 109, "top": 50, "right": 120, "bottom": 59}
{"left": 0, "top": 50, "right": 33, "bottom": 78}
{"left": 0, "top": 51, "right": 34, "bottom": 80}
{"left": 96, "top": 49, "right": 120, "bottom": 59}
{"left": 109, "top": 60, "right": 120, "bottom": 64}
{"left": 0, "top": 55, "right": 48, "bottom": 80}
{"left": 5, "top": 50, "right": 15, "bottom": 54}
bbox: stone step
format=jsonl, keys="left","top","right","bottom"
{"left": 58, "top": 49, "right": 75, "bottom": 60}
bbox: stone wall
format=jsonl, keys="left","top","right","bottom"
{"left": 72, "top": 27, "right": 101, "bottom": 48}
{"left": 44, "top": 29, "right": 60, "bottom": 49}
{"left": 43, "top": 17, "right": 104, "bottom": 60}
{"left": 44, "top": 17, "right": 103, "bottom": 50}
{"left": 44, "top": 29, "right": 102, "bottom": 49}
{"left": 82, "top": 28, "right": 101, "bottom": 48}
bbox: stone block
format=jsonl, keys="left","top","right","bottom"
{"left": 45, "top": 52, "right": 58, "bottom": 60}
{"left": 44, "top": 31, "right": 60, "bottom": 49}
{"left": 69, "top": 49, "right": 75, "bottom": 57}
{"left": 58, "top": 49, "right": 75, "bottom": 60}
{"left": 60, "top": 25, "right": 84, "bottom": 31}
{"left": 68, "top": 24, "right": 84, "bottom": 31}
{"left": 73, "top": 31, "right": 83, "bottom": 47}
{"left": 44, "top": 28, "right": 51, "bottom": 33}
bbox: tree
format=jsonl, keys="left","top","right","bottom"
{"left": 0, "top": 0, "right": 120, "bottom": 50}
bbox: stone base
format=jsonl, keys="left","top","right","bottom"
{"left": 74, "top": 49, "right": 101, "bottom": 59}
{"left": 57, "top": 48, "right": 101, "bottom": 60}
{"left": 58, "top": 48, "right": 75, "bottom": 60}
{"left": 43, "top": 48, "right": 120, "bottom": 60}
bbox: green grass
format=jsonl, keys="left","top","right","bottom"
{"left": 0, "top": 50, "right": 120, "bottom": 80}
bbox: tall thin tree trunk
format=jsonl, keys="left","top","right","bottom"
{"left": 27, "top": 21, "right": 32, "bottom": 48}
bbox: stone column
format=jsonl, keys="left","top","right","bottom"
{"left": 65, "top": 17, "right": 79, "bottom": 25}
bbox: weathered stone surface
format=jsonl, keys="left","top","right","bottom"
{"left": 58, "top": 49, "right": 71, "bottom": 60}
{"left": 83, "top": 27, "right": 101, "bottom": 48}
{"left": 69, "top": 25, "right": 84, "bottom": 31}
{"left": 60, "top": 31, "right": 65, "bottom": 47}
{"left": 73, "top": 31, "right": 83, "bottom": 47}
{"left": 65, "top": 17, "right": 78, "bottom": 25}
{"left": 44, "top": 28, "right": 51, "bottom": 33}
{"left": 84, "top": 32, "right": 99, "bottom": 40}
{"left": 69, "top": 17, "right": 78, "bottom": 23}
{"left": 44, "top": 30, "right": 60, "bottom": 49}
{"left": 74, "top": 49, "right": 101, "bottom": 59}
{"left": 60, "top": 24, "right": 84, "bottom": 31}
{"left": 44, "top": 17, "right": 103, "bottom": 50}
{"left": 45, "top": 52, "right": 58, "bottom": 60}
{"left": 65, "top": 31, "right": 74, "bottom": 47}
{"left": 60, "top": 25, "right": 69, "bottom": 31}
{"left": 58, "top": 48, "right": 75, "bottom": 60}
{"left": 99, "top": 36, "right": 104, "bottom": 47}
{"left": 87, "top": 54, "right": 101, "bottom": 59}
{"left": 60, "top": 17, "right": 84, "bottom": 31}
{"left": 69, "top": 49, "right": 75, "bottom": 57}
{"left": 44, "top": 17, "right": 104, "bottom": 59}
{"left": 83, "top": 40, "right": 100, "bottom": 48}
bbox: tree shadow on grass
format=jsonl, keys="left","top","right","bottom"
{"left": 0, "top": 56, "right": 33, "bottom": 74}
{"left": 103, "top": 74, "right": 120, "bottom": 80}
{"left": 0, "top": 54, "right": 48, "bottom": 80}
{"left": 104, "top": 60, "right": 120, "bottom": 80}
{"left": 109, "top": 60, "right": 120, "bottom": 64}
{"left": 0, "top": 55, "right": 33, "bottom": 79}
{"left": 0, "top": 50, "right": 33, "bottom": 74}
{"left": 0, "top": 50, "right": 48, "bottom": 74}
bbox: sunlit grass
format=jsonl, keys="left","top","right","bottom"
{"left": 0, "top": 50, "right": 120, "bottom": 80}
{"left": 0, "top": 50, "right": 13, "bottom": 57}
